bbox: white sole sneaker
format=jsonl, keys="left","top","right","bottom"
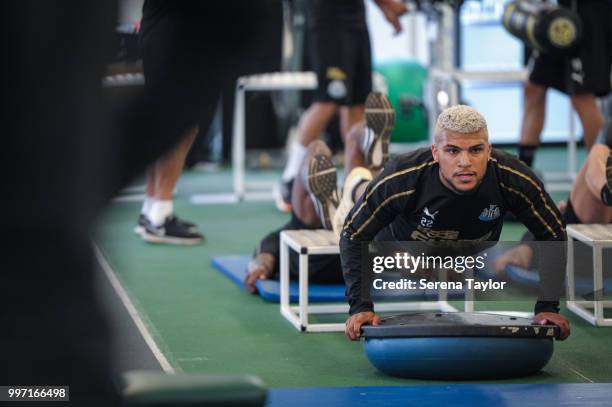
{"left": 364, "top": 92, "right": 395, "bottom": 171}
{"left": 307, "top": 153, "right": 339, "bottom": 230}
{"left": 333, "top": 167, "right": 373, "bottom": 237}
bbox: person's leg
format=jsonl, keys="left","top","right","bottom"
{"left": 280, "top": 102, "right": 339, "bottom": 184}
{"left": 153, "top": 125, "right": 198, "bottom": 203}
{"left": 343, "top": 121, "right": 368, "bottom": 175}
{"left": 333, "top": 92, "right": 395, "bottom": 236}
{"left": 292, "top": 153, "right": 325, "bottom": 228}
{"left": 135, "top": 166, "right": 156, "bottom": 235}
{"left": 142, "top": 126, "right": 204, "bottom": 245}
{"left": 570, "top": 144, "right": 612, "bottom": 223}
{"left": 518, "top": 81, "right": 547, "bottom": 167}
{"left": 339, "top": 104, "right": 365, "bottom": 142}
{"left": 334, "top": 122, "right": 372, "bottom": 236}
{"left": 570, "top": 93, "right": 605, "bottom": 150}
{"left": 300, "top": 139, "right": 340, "bottom": 230}
{"left": 247, "top": 170, "right": 333, "bottom": 292}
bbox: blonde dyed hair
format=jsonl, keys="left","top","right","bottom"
{"left": 435, "top": 105, "right": 488, "bottom": 144}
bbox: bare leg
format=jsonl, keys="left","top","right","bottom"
{"left": 571, "top": 93, "right": 604, "bottom": 150}
{"left": 339, "top": 105, "right": 365, "bottom": 142}
{"left": 145, "top": 166, "right": 155, "bottom": 198}
{"left": 570, "top": 144, "right": 612, "bottom": 223}
{"left": 343, "top": 121, "right": 368, "bottom": 174}
{"left": 153, "top": 126, "right": 198, "bottom": 200}
{"left": 519, "top": 81, "right": 547, "bottom": 166}
{"left": 520, "top": 82, "right": 547, "bottom": 145}
{"left": 291, "top": 162, "right": 323, "bottom": 228}
{"left": 296, "top": 102, "right": 339, "bottom": 146}
{"left": 277, "top": 102, "right": 339, "bottom": 210}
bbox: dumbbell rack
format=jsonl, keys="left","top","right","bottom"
{"left": 425, "top": 2, "right": 578, "bottom": 191}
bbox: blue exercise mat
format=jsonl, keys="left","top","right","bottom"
{"left": 211, "top": 256, "right": 346, "bottom": 303}
{"left": 267, "top": 384, "right": 612, "bottom": 407}
{"left": 211, "top": 256, "right": 465, "bottom": 303}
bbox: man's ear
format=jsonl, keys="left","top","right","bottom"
{"left": 431, "top": 143, "right": 439, "bottom": 162}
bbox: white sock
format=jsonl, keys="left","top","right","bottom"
{"left": 148, "top": 200, "right": 173, "bottom": 226}
{"left": 281, "top": 142, "right": 307, "bottom": 182}
{"left": 141, "top": 196, "right": 154, "bottom": 215}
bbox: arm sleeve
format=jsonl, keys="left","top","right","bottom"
{"left": 340, "top": 162, "right": 416, "bottom": 315}
{"left": 500, "top": 162, "right": 566, "bottom": 312}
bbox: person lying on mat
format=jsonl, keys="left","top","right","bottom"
{"left": 245, "top": 94, "right": 392, "bottom": 293}
{"left": 244, "top": 140, "right": 345, "bottom": 293}
{"left": 493, "top": 138, "right": 612, "bottom": 273}
{"left": 303, "top": 98, "right": 570, "bottom": 340}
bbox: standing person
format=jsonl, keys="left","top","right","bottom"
{"left": 2, "top": 1, "right": 275, "bottom": 405}
{"left": 518, "top": 0, "right": 612, "bottom": 167}
{"left": 276, "top": 0, "right": 407, "bottom": 212}
{"left": 136, "top": 135, "right": 204, "bottom": 245}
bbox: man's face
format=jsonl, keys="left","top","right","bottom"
{"left": 431, "top": 130, "right": 491, "bottom": 194}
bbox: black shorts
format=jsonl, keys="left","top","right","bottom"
{"left": 139, "top": 2, "right": 269, "bottom": 140}
{"left": 529, "top": 0, "right": 612, "bottom": 97}
{"left": 308, "top": 26, "right": 372, "bottom": 105}
{"left": 256, "top": 214, "right": 343, "bottom": 284}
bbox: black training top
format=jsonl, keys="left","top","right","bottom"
{"left": 340, "top": 147, "right": 567, "bottom": 315}
{"left": 305, "top": 0, "right": 366, "bottom": 29}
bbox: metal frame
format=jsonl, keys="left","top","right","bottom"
{"left": 279, "top": 230, "right": 473, "bottom": 333}
{"left": 426, "top": 2, "right": 578, "bottom": 190}
{"left": 232, "top": 72, "right": 317, "bottom": 200}
{"left": 566, "top": 224, "right": 612, "bottom": 326}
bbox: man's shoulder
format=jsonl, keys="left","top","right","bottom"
{"left": 489, "top": 148, "right": 544, "bottom": 188}
{"left": 389, "top": 147, "right": 436, "bottom": 172}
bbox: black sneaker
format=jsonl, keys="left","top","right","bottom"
{"left": 134, "top": 214, "right": 148, "bottom": 236}
{"left": 304, "top": 140, "right": 339, "bottom": 230}
{"left": 363, "top": 92, "right": 395, "bottom": 171}
{"left": 134, "top": 214, "right": 198, "bottom": 235}
{"left": 142, "top": 215, "right": 204, "bottom": 245}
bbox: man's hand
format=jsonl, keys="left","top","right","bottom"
{"left": 345, "top": 311, "right": 381, "bottom": 340}
{"left": 375, "top": 0, "right": 408, "bottom": 34}
{"left": 244, "top": 253, "right": 274, "bottom": 294}
{"left": 491, "top": 244, "right": 534, "bottom": 275}
{"left": 534, "top": 312, "right": 570, "bottom": 340}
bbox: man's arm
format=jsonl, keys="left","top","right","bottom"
{"left": 340, "top": 160, "right": 418, "bottom": 338}
{"left": 373, "top": 0, "right": 408, "bottom": 34}
{"left": 495, "top": 156, "right": 569, "bottom": 338}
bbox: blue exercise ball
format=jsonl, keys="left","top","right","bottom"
{"left": 362, "top": 312, "right": 557, "bottom": 379}
{"left": 364, "top": 336, "right": 554, "bottom": 379}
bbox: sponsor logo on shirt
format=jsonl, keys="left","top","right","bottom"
{"left": 326, "top": 67, "right": 347, "bottom": 81}
{"left": 327, "top": 80, "right": 347, "bottom": 99}
{"left": 479, "top": 204, "right": 501, "bottom": 222}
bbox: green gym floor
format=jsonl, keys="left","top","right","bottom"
{"left": 95, "top": 147, "right": 612, "bottom": 388}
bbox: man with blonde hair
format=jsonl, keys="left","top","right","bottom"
{"left": 332, "top": 102, "right": 571, "bottom": 341}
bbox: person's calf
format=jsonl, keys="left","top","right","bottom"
{"left": 333, "top": 166, "right": 372, "bottom": 237}
{"left": 571, "top": 93, "right": 605, "bottom": 149}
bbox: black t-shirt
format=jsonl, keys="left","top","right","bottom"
{"left": 305, "top": 0, "right": 366, "bottom": 29}
{"left": 340, "top": 147, "right": 567, "bottom": 315}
